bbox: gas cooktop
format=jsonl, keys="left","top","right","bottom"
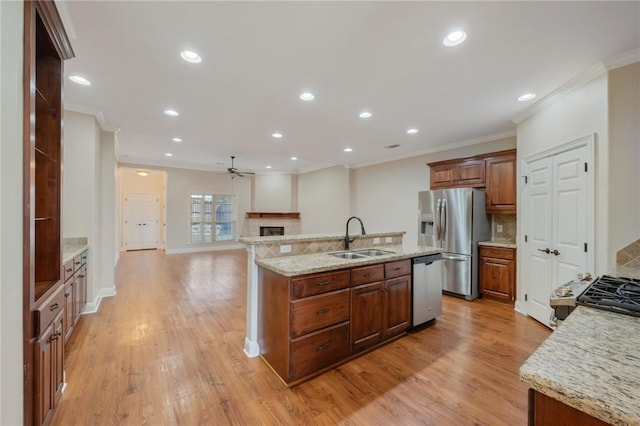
{"left": 577, "top": 275, "right": 640, "bottom": 317}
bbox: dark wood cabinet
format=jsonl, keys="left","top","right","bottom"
{"left": 429, "top": 158, "right": 485, "bottom": 189}
{"left": 486, "top": 150, "right": 517, "bottom": 214}
{"left": 62, "top": 250, "right": 88, "bottom": 343}
{"left": 528, "top": 389, "right": 609, "bottom": 426}
{"left": 259, "top": 258, "right": 413, "bottom": 385}
{"left": 23, "top": 1, "right": 74, "bottom": 424}
{"left": 479, "top": 246, "right": 516, "bottom": 303}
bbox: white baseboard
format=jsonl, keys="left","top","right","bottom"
{"left": 244, "top": 338, "right": 260, "bottom": 358}
{"left": 82, "top": 286, "right": 117, "bottom": 314}
{"left": 514, "top": 300, "right": 528, "bottom": 316}
{"left": 165, "top": 243, "right": 245, "bottom": 255}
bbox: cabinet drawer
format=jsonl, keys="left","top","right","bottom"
{"left": 36, "top": 284, "right": 64, "bottom": 335}
{"left": 73, "top": 254, "right": 82, "bottom": 273}
{"left": 291, "top": 289, "right": 350, "bottom": 338}
{"left": 290, "top": 322, "right": 349, "bottom": 380}
{"left": 479, "top": 246, "right": 515, "bottom": 260}
{"left": 81, "top": 250, "right": 88, "bottom": 266}
{"left": 291, "top": 270, "right": 349, "bottom": 299}
{"left": 385, "top": 259, "right": 411, "bottom": 279}
{"left": 351, "top": 264, "right": 384, "bottom": 286}
{"left": 63, "top": 260, "right": 74, "bottom": 282}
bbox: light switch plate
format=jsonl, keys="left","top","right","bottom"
{"left": 373, "top": 237, "right": 380, "bottom": 244}
{"left": 280, "top": 245, "right": 291, "bottom": 253}
{"left": 497, "top": 225, "right": 503, "bottom": 233}
{"left": 385, "top": 237, "right": 393, "bottom": 243}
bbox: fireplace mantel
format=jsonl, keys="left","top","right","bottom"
{"left": 245, "top": 212, "right": 300, "bottom": 219}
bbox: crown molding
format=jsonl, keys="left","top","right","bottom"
{"left": 54, "top": 0, "right": 77, "bottom": 41}
{"left": 603, "top": 48, "right": 640, "bottom": 71}
{"left": 512, "top": 49, "right": 640, "bottom": 125}
{"left": 64, "top": 103, "right": 120, "bottom": 133}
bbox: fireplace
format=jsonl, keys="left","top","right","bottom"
{"left": 260, "top": 226, "right": 285, "bottom": 237}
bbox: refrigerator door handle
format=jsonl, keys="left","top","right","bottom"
{"left": 442, "top": 254, "right": 467, "bottom": 262}
{"left": 436, "top": 198, "right": 442, "bottom": 241}
{"left": 441, "top": 198, "right": 447, "bottom": 243}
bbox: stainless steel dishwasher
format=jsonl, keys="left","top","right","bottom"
{"left": 412, "top": 253, "right": 443, "bottom": 327}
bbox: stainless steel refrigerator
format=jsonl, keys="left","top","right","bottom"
{"left": 418, "top": 188, "right": 490, "bottom": 300}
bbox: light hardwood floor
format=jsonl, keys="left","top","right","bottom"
{"left": 52, "top": 249, "right": 550, "bottom": 426}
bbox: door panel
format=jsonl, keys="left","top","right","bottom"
{"left": 124, "top": 193, "right": 160, "bottom": 250}
{"left": 441, "top": 188, "right": 472, "bottom": 255}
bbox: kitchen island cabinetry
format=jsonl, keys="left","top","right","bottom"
{"left": 528, "top": 389, "right": 608, "bottom": 426}
{"left": 479, "top": 246, "right": 516, "bottom": 303}
{"left": 259, "top": 258, "right": 414, "bottom": 385}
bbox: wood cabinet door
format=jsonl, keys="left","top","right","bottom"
{"left": 35, "top": 322, "right": 55, "bottom": 426}
{"left": 479, "top": 256, "right": 514, "bottom": 302}
{"left": 382, "top": 276, "right": 411, "bottom": 339}
{"left": 64, "top": 282, "right": 74, "bottom": 342}
{"left": 430, "top": 164, "right": 457, "bottom": 188}
{"left": 456, "top": 159, "right": 485, "bottom": 186}
{"left": 53, "top": 313, "right": 65, "bottom": 402}
{"left": 350, "top": 282, "right": 384, "bottom": 352}
{"left": 486, "top": 153, "right": 516, "bottom": 213}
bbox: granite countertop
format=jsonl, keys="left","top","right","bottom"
{"left": 478, "top": 240, "right": 517, "bottom": 249}
{"left": 256, "top": 244, "right": 442, "bottom": 276}
{"left": 239, "top": 231, "right": 405, "bottom": 245}
{"left": 62, "top": 237, "right": 88, "bottom": 264}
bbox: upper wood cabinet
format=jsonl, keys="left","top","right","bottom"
{"left": 485, "top": 150, "right": 517, "bottom": 214}
{"left": 427, "top": 149, "right": 517, "bottom": 213}
{"left": 429, "top": 158, "right": 485, "bottom": 189}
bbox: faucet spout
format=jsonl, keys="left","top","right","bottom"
{"left": 344, "top": 216, "right": 366, "bottom": 251}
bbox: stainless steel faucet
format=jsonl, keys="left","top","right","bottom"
{"left": 344, "top": 216, "right": 366, "bottom": 250}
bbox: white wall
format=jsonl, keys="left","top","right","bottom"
{"left": 254, "top": 174, "right": 293, "bottom": 212}
{"left": 608, "top": 62, "right": 640, "bottom": 261}
{"left": 298, "top": 166, "right": 350, "bottom": 234}
{"left": 0, "top": 1, "right": 24, "bottom": 423}
{"left": 517, "top": 74, "right": 609, "bottom": 306}
{"left": 100, "top": 131, "right": 117, "bottom": 296}
{"left": 354, "top": 137, "right": 517, "bottom": 247}
{"left": 163, "top": 168, "right": 252, "bottom": 252}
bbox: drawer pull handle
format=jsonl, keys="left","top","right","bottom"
{"left": 316, "top": 343, "right": 330, "bottom": 351}
{"left": 363, "top": 273, "right": 372, "bottom": 277}
{"left": 316, "top": 280, "right": 331, "bottom": 286}
{"left": 78, "top": 275, "right": 85, "bottom": 278}
{"left": 50, "top": 303, "right": 59, "bottom": 311}
{"left": 50, "top": 332, "right": 61, "bottom": 342}
{"left": 66, "top": 268, "right": 73, "bottom": 273}
{"left": 393, "top": 267, "right": 401, "bottom": 271}
{"left": 316, "top": 308, "right": 330, "bottom": 315}
{"left": 75, "top": 261, "right": 81, "bottom": 265}
{"left": 65, "top": 292, "right": 70, "bottom": 297}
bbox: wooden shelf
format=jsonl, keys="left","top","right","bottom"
{"left": 245, "top": 212, "right": 300, "bottom": 219}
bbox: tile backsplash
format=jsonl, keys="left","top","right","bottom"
{"left": 491, "top": 214, "right": 516, "bottom": 242}
{"left": 616, "top": 239, "right": 640, "bottom": 267}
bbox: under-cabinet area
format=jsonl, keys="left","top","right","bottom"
{"left": 258, "top": 256, "right": 417, "bottom": 386}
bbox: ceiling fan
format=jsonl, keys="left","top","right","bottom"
{"left": 226, "top": 156, "right": 255, "bottom": 178}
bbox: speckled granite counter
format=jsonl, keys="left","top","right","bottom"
{"left": 520, "top": 305, "right": 640, "bottom": 425}
{"left": 478, "top": 240, "right": 517, "bottom": 249}
{"left": 62, "top": 237, "right": 88, "bottom": 264}
{"left": 239, "top": 231, "right": 405, "bottom": 245}
{"left": 256, "top": 245, "right": 442, "bottom": 277}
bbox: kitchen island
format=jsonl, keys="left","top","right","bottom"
{"left": 520, "top": 305, "right": 640, "bottom": 425}
{"left": 256, "top": 244, "right": 442, "bottom": 385}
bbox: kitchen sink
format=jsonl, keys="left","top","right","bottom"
{"left": 328, "top": 249, "right": 394, "bottom": 259}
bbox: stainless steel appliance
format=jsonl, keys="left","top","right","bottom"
{"left": 412, "top": 253, "right": 443, "bottom": 327}
{"left": 418, "top": 188, "right": 490, "bottom": 300}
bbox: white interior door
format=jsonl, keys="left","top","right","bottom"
{"left": 123, "top": 193, "right": 160, "bottom": 251}
{"left": 523, "top": 140, "right": 592, "bottom": 327}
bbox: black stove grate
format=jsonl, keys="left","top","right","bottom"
{"left": 577, "top": 275, "right": 640, "bottom": 317}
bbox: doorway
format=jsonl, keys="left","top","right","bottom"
{"left": 123, "top": 193, "right": 160, "bottom": 250}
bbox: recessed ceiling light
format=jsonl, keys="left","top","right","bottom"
{"left": 443, "top": 30, "right": 467, "bottom": 47}
{"left": 266, "top": 165, "right": 272, "bottom": 169}
{"left": 69, "top": 75, "right": 91, "bottom": 86}
{"left": 272, "top": 132, "right": 283, "bottom": 138}
{"left": 136, "top": 170, "right": 149, "bottom": 177}
{"left": 164, "top": 153, "right": 173, "bottom": 157}
{"left": 164, "top": 109, "right": 179, "bottom": 117}
{"left": 407, "top": 128, "right": 419, "bottom": 134}
{"left": 290, "top": 156, "right": 298, "bottom": 161}
{"left": 299, "top": 92, "right": 315, "bottom": 101}
{"left": 344, "top": 147, "right": 353, "bottom": 152}
{"left": 172, "top": 137, "right": 182, "bottom": 142}
{"left": 517, "top": 93, "right": 537, "bottom": 102}
{"left": 359, "top": 111, "right": 373, "bottom": 119}
{"left": 180, "top": 50, "right": 202, "bottom": 64}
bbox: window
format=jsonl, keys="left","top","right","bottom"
{"left": 190, "top": 193, "right": 235, "bottom": 243}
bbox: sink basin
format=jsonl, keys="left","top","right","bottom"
{"left": 329, "top": 252, "right": 369, "bottom": 259}
{"left": 328, "top": 249, "right": 394, "bottom": 259}
{"left": 351, "top": 249, "right": 394, "bottom": 256}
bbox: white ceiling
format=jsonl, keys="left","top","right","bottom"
{"left": 60, "top": 1, "right": 640, "bottom": 175}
